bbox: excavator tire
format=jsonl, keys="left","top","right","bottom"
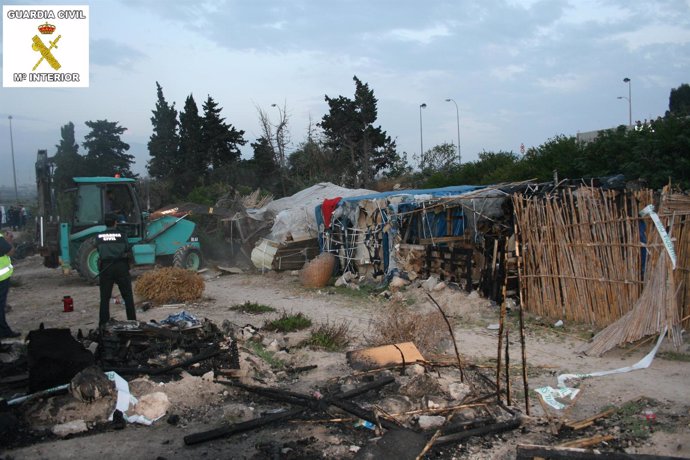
{"left": 76, "top": 237, "right": 100, "bottom": 285}
{"left": 172, "top": 245, "right": 203, "bottom": 271}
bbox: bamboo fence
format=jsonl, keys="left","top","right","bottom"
{"left": 513, "top": 187, "right": 655, "bottom": 328}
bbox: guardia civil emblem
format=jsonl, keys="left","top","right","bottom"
{"left": 32, "top": 22, "right": 61, "bottom": 71}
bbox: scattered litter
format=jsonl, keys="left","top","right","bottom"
{"left": 353, "top": 419, "right": 376, "bottom": 430}
{"left": 553, "top": 320, "right": 564, "bottom": 328}
{"left": 218, "top": 266, "right": 243, "bottom": 274}
{"left": 132, "top": 392, "right": 170, "bottom": 423}
{"left": 160, "top": 310, "right": 201, "bottom": 328}
{"left": 52, "top": 420, "right": 88, "bottom": 437}
{"left": 418, "top": 415, "right": 446, "bottom": 430}
{"left": 487, "top": 324, "right": 500, "bottom": 330}
{"left": 534, "top": 386, "right": 580, "bottom": 410}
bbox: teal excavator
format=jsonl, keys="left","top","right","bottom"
{"left": 35, "top": 149, "right": 203, "bottom": 283}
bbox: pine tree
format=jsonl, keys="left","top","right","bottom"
{"left": 201, "top": 96, "right": 246, "bottom": 175}
{"left": 147, "top": 82, "right": 179, "bottom": 179}
{"left": 82, "top": 120, "right": 134, "bottom": 177}
{"left": 177, "top": 94, "right": 205, "bottom": 196}
{"left": 251, "top": 136, "right": 277, "bottom": 191}
{"left": 320, "top": 76, "right": 397, "bottom": 188}
{"left": 53, "top": 122, "right": 85, "bottom": 191}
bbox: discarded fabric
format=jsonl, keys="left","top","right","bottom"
{"left": 160, "top": 310, "right": 200, "bottom": 328}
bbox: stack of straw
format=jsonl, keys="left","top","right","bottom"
{"left": 134, "top": 267, "right": 205, "bottom": 304}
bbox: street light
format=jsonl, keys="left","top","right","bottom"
{"left": 419, "top": 103, "right": 427, "bottom": 157}
{"left": 622, "top": 77, "right": 632, "bottom": 127}
{"left": 445, "top": 98, "right": 461, "bottom": 164}
{"left": 8, "top": 116, "right": 19, "bottom": 204}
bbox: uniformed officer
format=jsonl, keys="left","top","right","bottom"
{"left": 97, "top": 213, "right": 136, "bottom": 326}
{"left": 0, "top": 230, "right": 19, "bottom": 338}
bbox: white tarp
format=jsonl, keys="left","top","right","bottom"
{"left": 254, "top": 183, "right": 374, "bottom": 242}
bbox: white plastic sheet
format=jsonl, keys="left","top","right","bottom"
{"left": 536, "top": 327, "right": 667, "bottom": 410}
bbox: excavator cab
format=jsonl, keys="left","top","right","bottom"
{"left": 72, "top": 179, "right": 143, "bottom": 238}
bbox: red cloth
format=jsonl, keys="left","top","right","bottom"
{"left": 322, "top": 197, "right": 342, "bottom": 229}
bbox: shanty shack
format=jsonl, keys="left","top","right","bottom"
{"left": 312, "top": 179, "right": 690, "bottom": 350}
{"left": 314, "top": 184, "right": 521, "bottom": 297}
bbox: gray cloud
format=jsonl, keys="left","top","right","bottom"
{"left": 90, "top": 38, "right": 147, "bottom": 69}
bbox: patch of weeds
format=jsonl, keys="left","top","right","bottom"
{"left": 657, "top": 351, "right": 690, "bottom": 362}
{"left": 608, "top": 397, "right": 659, "bottom": 441}
{"left": 367, "top": 300, "right": 447, "bottom": 354}
{"left": 327, "top": 282, "right": 387, "bottom": 300}
{"left": 304, "top": 320, "right": 352, "bottom": 351}
{"left": 263, "top": 311, "right": 312, "bottom": 332}
{"left": 230, "top": 301, "right": 276, "bottom": 314}
{"left": 246, "top": 341, "right": 285, "bottom": 369}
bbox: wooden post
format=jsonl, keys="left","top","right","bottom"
{"left": 513, "top": 215, "right": 530, "bottom": 415}
{"left": 505, "top": 325, "right": 511, "bottom": 406}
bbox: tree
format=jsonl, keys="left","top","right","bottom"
{"left": 257, "top": 103, "right": 290, "bottom": 195}
{"left": 416, "top": 142, "right": 459, "bottom": 176}
{"left": 320, "top": 76, "right": 398, "bottom": 188}
{"left": 147, "top": 82, "right": 179, "bottom": 180}
{"left": 669, "top": 83, "right": 690, "bottom": 117}
{"left": 177, "top": 94, "right": 205, "bottom": 196}
{"left": 82, "top": 120, "right": 134, "bottom": 177}
{"left": 53, "top": 122, "right": 85, "bottom": 191}
{"left": 425, "top": 151, "right": 521, "bottom": 188}
{"left": 202, "top": 95, "right": 246, "bottom": 175}
{"left": 250, "top": 136, "right": 278, "bottom": 191}
{"left": 520, "top": 135, "right": 582, "bottom": 181}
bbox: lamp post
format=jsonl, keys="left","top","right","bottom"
{"left": 445, "top": 98, "right": 461, "bottom": 164}
{"left": 419, "top": 103, "right": 427, "bottom": 157}
{"left": 8, "top": 116, "right": 19, "bottom": 203}
{"left": 622, "top": 77, "right": 632, "bottom": 127}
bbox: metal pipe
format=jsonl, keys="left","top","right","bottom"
{"left": 419, "top": 103, "right": 427, "bottom": 157}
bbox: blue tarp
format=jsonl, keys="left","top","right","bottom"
{"left": 338, "top": 185, "right": 485, "bottom": 203}
{"left": 315, "top": 185, "right": 487, "bottom": 274}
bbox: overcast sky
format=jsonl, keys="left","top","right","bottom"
{"left": 1, "top": 0, "right": 689, "bottom": 186}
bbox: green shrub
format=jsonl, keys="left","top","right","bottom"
{"left": 263, "top": 311, "right": 312, "bottom": 332}
{"left": 230, "top": 301, "right": 276, "bottom": 314}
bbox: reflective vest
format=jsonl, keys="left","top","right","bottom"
{"left": 0, "top": 232, "right": 13, "bottom": 281}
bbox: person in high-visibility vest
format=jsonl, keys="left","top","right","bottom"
{"left": 0, "top": 230, "right": 19, "bottom": 339}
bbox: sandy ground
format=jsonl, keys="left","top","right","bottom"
{"left": 2, "top": 254, "right": 690, "bottom": 459}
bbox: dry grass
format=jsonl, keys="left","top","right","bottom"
{"left": 305, "top": 320, "right": 353, "bottom": 351}
{"left": 134, "top": 267, "right": 205, "bottom": 304}
{"left": 367, "top": 301, "right": 448, "bottom": 354}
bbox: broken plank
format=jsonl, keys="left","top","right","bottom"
{"left": 184, "top": 407, "right": 305, "bottom": 445}
{"left": 434, "top": 417, "right": 522, "bottom": 446}
{"left": 516, "top": 444, "right": 689, "bottom": 460}
{"left": 565, "top": 407, "right": 616, "bottom": 431}
{"left": 558, "top": 434, "right": 615, "bottom": 449}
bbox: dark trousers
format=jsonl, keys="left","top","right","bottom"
{"left": 0, "top": 278, "right": 12, "bottom": 335}
{"left": 99, "top": 260, "right": 136, "bottom": 326}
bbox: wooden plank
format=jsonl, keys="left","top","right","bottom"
{"left": 517, "top": 444, "right": 689, "bottom": 460}
{"left": 420, "top": 236, "right": 472, "bottom": 246}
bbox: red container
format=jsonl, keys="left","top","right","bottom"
{"left": 63, "top": 295, "right": 74, "bottom": 312}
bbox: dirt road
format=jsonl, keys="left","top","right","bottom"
{"left": 2, "top": 255, "right": 689, "bottom": 459}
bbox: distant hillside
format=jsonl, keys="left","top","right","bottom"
{"left": 0, "top": 184, "right": 38, "bottom": 205}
